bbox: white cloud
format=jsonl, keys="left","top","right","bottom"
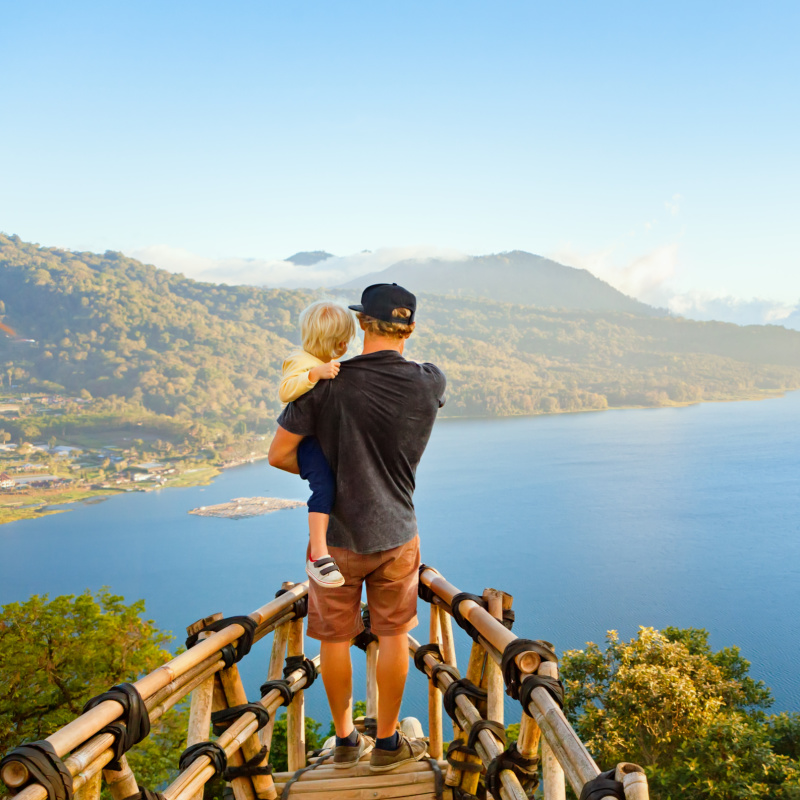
{"left": 127, "top": 244, "right": 467, "bottom": 289}
{"left": 666, "top": 291, "right": 800, "bottom": 329}
{"left": 665, "top": 193, "right": 682, "bottom": 216}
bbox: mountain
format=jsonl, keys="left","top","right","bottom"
{"left": 285, "top": 251, "right": 334, "bottom": 266}
{"left": 1, "top": 233, "right": 799, "bottom": 433}
{"left": 339, "top": 250, "right": 660, "bottom": 316}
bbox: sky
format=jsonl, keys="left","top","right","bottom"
{"left": 1, "top": 1, "right": 798, "bottom": 327}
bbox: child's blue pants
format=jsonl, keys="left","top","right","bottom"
{"left": 297, "top": 436, "right": 335, "bottom": 514}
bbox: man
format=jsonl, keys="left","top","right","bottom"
{"left": 268, "top": 282, "right": 445, "bottom": 772}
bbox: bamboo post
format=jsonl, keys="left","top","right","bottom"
{"left": 286, "top": 613, "right": 306, "bottom": 771}
{"left": 217, "top": 662, "right": 275, "bottom": 797}
{"left": 258, "top": 616, "right": 290, "bottom": 753}
{"left": 211, "top": 674, "right": 257, "bottom": 800}
{"left": 536, "top": 661, "right": 566, "bottom": 800}
{"left": 427, "top": 605, "right": 443, "bottom": 760}
{"left": 615, "top": 763, "right": 649, "bottom": 800}
{"left": 438, "top": 607, "right": 457, "bottom": 669}
{"left": 365, "top": 639, "right": 379, "bottom": 738}
{"left": 73, "top": 770, "right": 101, "bottom": 800}
{"left": 444, "top": 639, "right": 486, "bottom": 794}
{"left": 483, "top": 589, "right": 510, "bottom": 726}
{"left": 102, "top": 756, "right": 138, "bottom": 800}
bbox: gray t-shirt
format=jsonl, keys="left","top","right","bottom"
{"left": 277, "top": 350, "right": 446, "bottom": 554}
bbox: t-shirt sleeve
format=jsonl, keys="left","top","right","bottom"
{"left": 423, "top": 363, "right": 447, "bottom": 408}
{"left": 276, "top": 390, "right": 319, "bottom": 436}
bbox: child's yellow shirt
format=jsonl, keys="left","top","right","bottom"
{"left": 279, "top": 350, "right": 325, "bottom": 404}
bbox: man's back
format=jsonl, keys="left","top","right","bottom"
{"left": 277, "top": 349, "right": 445, "bottom": 553}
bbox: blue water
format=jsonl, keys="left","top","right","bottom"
{"left": 1, "top": 392, "right": 799, "bottom": 727}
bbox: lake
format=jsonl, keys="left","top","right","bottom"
{"left": 1, "top": 392, "right": 799, "bottom": 727}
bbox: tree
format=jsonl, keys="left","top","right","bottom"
{"left": 0, "top": 590, "right": 189, "bottom": 791}
{"left": 561, "top": 627, "right": 800, "bottom": 798}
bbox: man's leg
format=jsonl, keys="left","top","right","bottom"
{"left": 320, "top": 640, "right": 355, "bottom": 737}
{"left": 375, "top": 633, "right": 410, "bottom": 738}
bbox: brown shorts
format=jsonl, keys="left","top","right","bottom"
{"left": 306, "top": 536, "right": 420, "bottom": 643}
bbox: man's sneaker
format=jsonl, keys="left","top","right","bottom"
{"left": 306, "top": 556, "right": 345, "bottom": 588}
{"left": 369, "top": 732, "right": 428, "bottom": 773}
{"left": 333, "top": 733, "right": 374, "bottom": 769}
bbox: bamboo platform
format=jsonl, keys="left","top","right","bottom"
{"left": 0, "top": 567, "right": 650, "bottom": 800}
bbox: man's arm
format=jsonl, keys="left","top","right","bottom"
{"left": 268, "top": 426, "right": 304, "bottom": 474}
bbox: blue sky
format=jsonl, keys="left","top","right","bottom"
{"left": 1, "top": 1, "right": 798, "bottom": 324}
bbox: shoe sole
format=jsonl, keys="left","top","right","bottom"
{"left": 369, "top": 751, "right": 426, "bottom": 773}
{"left": 333, "top": 741, "right": 374, "bottom": 769}
{"left": 305, "top": 565, "right": 345, "bottom": 588}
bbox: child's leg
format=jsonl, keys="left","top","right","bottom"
{"left": 308, "top": 512, "right": 329, "bottom": 561}
{"left": 297, "top": 437, "right": 336, "bottom": 559}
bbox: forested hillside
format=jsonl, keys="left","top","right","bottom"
{"left": 1, "top": 233, "right": 799, "bottom": 432}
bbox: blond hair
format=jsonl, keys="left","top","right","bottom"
{"left": 357, "top": 307, "right": 416, "bottom": 340}
{"left": 300, "top": 301, "right": 356, "bottom": 361}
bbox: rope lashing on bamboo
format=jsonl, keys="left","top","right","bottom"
{"left": 423, "top": 757, "right": 445, "bottom": 800}
{"left": 274, "top": 587, "right": 309, "bottom": 620}
{"left": 443, "top": 679, "right": 487, "bottom": 724}
{"left": 432, "top": 662, "right": 461, "bottom": 684}
{"left": 519, "top": 672, "right": 565, "bottom": 713}
{"left": 352, "top": 606, "right": 377, "bottom": 651}
{"left": 120, "top": 787, "right": 165, "bottom": 800}
{"left": 279, "top": 753, "right": 332, "bottom": 799}
{"left": 362, "top": 716, "right": 377, "bottom": 738}
{"left": 81, "top": 683, "right": 151, "bottom": 769}
{"left": 579, "top": 769, "right": 626, "bottom": 800}
{"left": 451, "top": 790, "right": 480, "bottom": 800}
{"left": 500, "top": 638, "right": 558, "bottom": 700}
{"left": 413, "top": 642, "right": 444, "bottom": 673}
{"left": 259, "top": 654, "right": 317, "bottom": 706}
{"left": 466, "top": 720, "right": 506, "bottom": 751}
{"left": 222, "top": 747, "right": 273, "bottom": 780}
{"left": 445, "top": 740, "right": 483, "bottom": 773}
{"left": 417, "top": 563, "right": 441, "bottom": 603}
{"left": 211, "top": 704, "right": 271, "bottom": 735}
{"left": 484, "top": 742, "right": 540, "bottom": 800}
{"left": 185, "top": 616, "right": 257, "bottom": 666}
{"left": 283, "top": 654, "right": 317, "bottom": 689}
{"left": 178, "top": 741, "right": 227, "bottom": 778}
{"left": 449, "top": 593, "right": 488, "bottom": 642}
{"left": 0, "top": 742, "right": 73, "bottom": 800}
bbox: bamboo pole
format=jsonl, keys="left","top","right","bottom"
{"left": 419, "top": 569, "right": 540, "bottom": 674}
{"left": 217, "top": 663, "right": 275, "bottom": 797}
{"left": 427, "top": 606, "right": 443, "bottom": 760}
{"left": 615, "top": 763, "right": 649, "bottom": 800}
{"left": 286, "top": 615, "right": 306, "bottom": 771}
{"left": 537, "top": 661, "right": 565, "bottom": 800}
{"left": 102, "top": 755, "right": 138, "bottom": 800}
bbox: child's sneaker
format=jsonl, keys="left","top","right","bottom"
{"left": 306, "top": 556, "right": 345, "bottom": 588}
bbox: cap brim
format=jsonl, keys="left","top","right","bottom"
{"left": 347, "top": 304, "right": 364, "bottom": 312}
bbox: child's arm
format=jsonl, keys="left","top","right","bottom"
{"left": 279, "top": 355, "right": 341, "bottom": 404}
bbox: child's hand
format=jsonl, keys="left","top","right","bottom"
{"left": 310, "top": 361, "right": 341, "bottom": 382}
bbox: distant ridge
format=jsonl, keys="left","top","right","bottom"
{"left": 339, "top": 250, "right": 661, "bottom": 316}
{"left": 285, "top": 251, "right": 333, "bottom": 266}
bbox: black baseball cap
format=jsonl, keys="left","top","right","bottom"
{"left": 348, "top": 283, "right": 416, "bottom": 324}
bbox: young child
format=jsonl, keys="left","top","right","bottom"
{"left": 279, "top": 301, "right": 356, "bottom": 588}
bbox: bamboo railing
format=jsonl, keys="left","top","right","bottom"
{"left": 1, "top": 567, "right": 649, "bottom": 800}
